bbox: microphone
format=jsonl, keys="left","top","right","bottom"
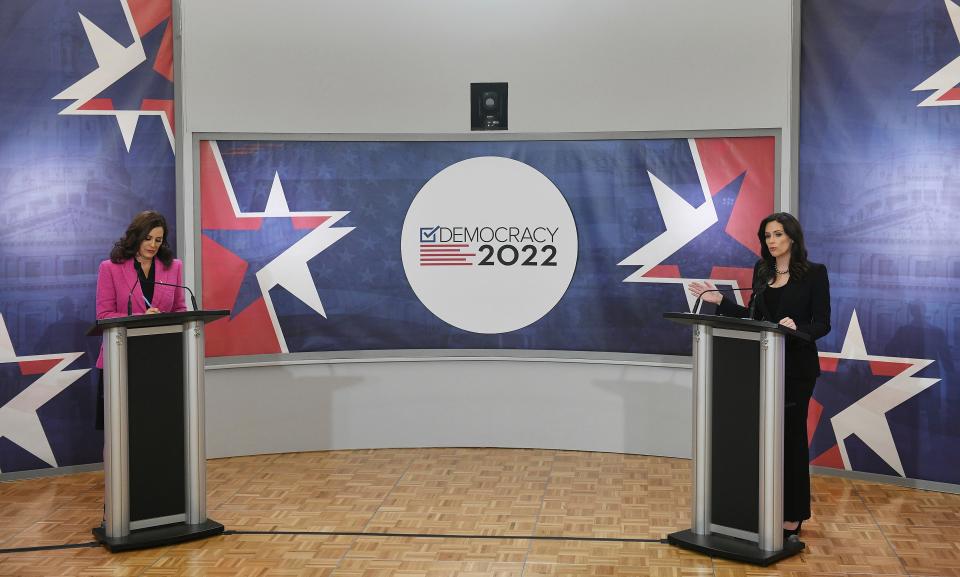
{"left": 153, "top": 280, "right": 199, "bottom": 311}
{"left": 692, "top": 286, "right": 757, "bottom": 315}
{"left": 747, "top": 280, "right": 768, "bottom": 320}
{"left": 127, "top": 262, "right": 142, "bottom": 316}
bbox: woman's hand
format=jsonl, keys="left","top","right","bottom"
{"left": 145, "top": 307, "right": 161, "bottom": 315}
{"left": 688, "top": 281, "right": 722, "bottom": 304}
{"left": 779, "top": 317, "right": 797, "bottom": 330}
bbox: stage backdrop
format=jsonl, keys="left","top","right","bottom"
{"left": 0, "top": 0, "right": 175, "bottom": 475}
{"left": 801, "top": 0, "right": 960, "bottom": 485}
{"left": 198, "top": 137, "right": 774, "bottom": 358}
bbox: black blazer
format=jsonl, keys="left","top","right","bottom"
{"left": 717, "top": 261, "right": 831, "bottom": 380}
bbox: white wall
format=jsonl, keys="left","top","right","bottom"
{"left": 180, "top": 0, "right": 793, "bottom": 135}
{"left": 205, "top": 360, "right": 692, "bottom": 458}
{"left": 177, "top": 0, "right": 797, "bottom": 459}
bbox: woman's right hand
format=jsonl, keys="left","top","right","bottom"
{"left": 688, "top": 281, "right": 722, "bottom": 304}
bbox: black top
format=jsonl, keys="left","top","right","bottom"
{"left": 763, "top": 284, "right": 784, "bottom": 322}
{"left": 134, "top": 259, "right": 156, "bottom": 307}
{"left": 717, "top": 261, "right": 831, "bottom": 379}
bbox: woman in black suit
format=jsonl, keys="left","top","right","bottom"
{"left": 689, "top": 212, "right": 831, "bottom": 539}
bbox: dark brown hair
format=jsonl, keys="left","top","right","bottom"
{"left": 109, "top": 210, "right": 173, "bottom": 266}
{"left": 756, "top": 212, "right": 810, "bottom": 282}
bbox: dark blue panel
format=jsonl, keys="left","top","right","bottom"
{"left": 801, "top": 0, "right": 960, "bottom": 483}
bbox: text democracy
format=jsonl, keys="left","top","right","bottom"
{"left": 435, "top": 226, "right": 559, "bottom": 244}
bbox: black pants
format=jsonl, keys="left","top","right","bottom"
{"left": 784, "top": 376, "right": 816, "bottom": 522}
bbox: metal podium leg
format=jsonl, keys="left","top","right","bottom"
{"left": 183, "top": 320, "right": 207, "bottom": 525}
{"left": 692, "top": 325, "right": 713, "bottom": 535}
{"left": 758, "top": 331, "right": 785, "bottom": 552}
{"left": 102, "top": 326, "right": 130, "bottom": 539}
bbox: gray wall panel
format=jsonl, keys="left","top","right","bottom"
{"left": 206, "top": 361, "right": 693, "bottom": 458}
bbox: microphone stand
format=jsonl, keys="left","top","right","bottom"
{"left": 748, "top": 278, "right": 770, "bottom": 320}
{"left": 692, "top": 286, "right": 758, "bottom": 316}
{"left": 154, "top": 280, "right": 199, "bottom": 311}
{"left": 127, "top": 263, "right": 142, "bottom": 316}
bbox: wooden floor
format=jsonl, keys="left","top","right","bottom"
{"left": 1, "top": 448, "right": 959, "bottom": 576}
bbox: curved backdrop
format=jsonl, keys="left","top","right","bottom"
{"left": 198, "top": 136, "right": 775, "bottom": 359}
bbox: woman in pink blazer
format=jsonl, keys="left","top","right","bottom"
{"left": 95, "top": 210, "right": 186, "bottom": 429}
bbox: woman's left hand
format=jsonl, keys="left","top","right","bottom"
{"left": 779, "top": 317, "right": 797, "bottom": 330}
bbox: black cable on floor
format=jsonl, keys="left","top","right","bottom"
{"left": 224, "top": 529, "right": 666, "bottom": 544}
{"left": 0, "top": 542, "right": 99, "bottom": 554}
{"left": 0, "top": 533, "right": 671, "bottom": 555}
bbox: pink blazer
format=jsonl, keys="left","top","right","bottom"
{"left": 95, "top": 258, "right": 187, "bottom": 368}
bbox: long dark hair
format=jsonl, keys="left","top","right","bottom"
{"left": 756, "top": 212, "right": 810, "bottom": 282}
{"left": 109, "top": 210, "right": 173, "bottom": 266}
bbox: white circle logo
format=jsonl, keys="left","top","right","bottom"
{"left": 401, "top": 156, "right": 578, "bottom": 334}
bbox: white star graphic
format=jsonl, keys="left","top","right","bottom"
{"left": 913, "top": 0, "right": 960, "bottom": 107}
{"left": 617, "top": 139, "right": 748, "bottom": 310}
{"left": 0, "top": 315, "right": 89, "bottom": 472}
{"left": 209, "top": 142, "right": 355, "bottom": 353}
{"left": 52, "top": 0, "right": 174, "bottom": 150}
{"left": 819, "top": 311, "right": 941, "bottom": 476}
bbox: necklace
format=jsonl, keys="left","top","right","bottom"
{"left": 775, "top": 265, "right": 789, "bottom": 275}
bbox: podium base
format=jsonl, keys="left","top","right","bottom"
{"left": 93, "top": 519, "right": 224, "bottom": 552}
{"left": 667, "top": 529, "right": 804, "bottom": 566}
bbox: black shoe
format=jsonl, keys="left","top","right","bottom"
{"left": 783, "top": 520, "right": 803, "bottom": 541}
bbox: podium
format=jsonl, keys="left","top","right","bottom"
{"left": 87, "top": 310, "right": 229, "bottom": 552}
{"left": 663, "top": 312, "right": 809, "bottom": 566}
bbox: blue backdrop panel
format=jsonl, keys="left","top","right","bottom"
{"left": 0, "top": 0, "right": 175, "bottom": 474}
{"left": 801, "top": 0, "right": 960, "bottom": 484}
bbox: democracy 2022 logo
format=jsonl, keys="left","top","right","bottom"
{"left": 401, "top": 157, "right": 578, "bottom": 334}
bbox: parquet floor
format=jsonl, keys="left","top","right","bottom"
{"left": 1, "top": 448, "right": 959, "bottom": 576}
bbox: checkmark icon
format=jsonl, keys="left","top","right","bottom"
{"left": 420, "top": 226, "right": 439, "bottom": 242}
